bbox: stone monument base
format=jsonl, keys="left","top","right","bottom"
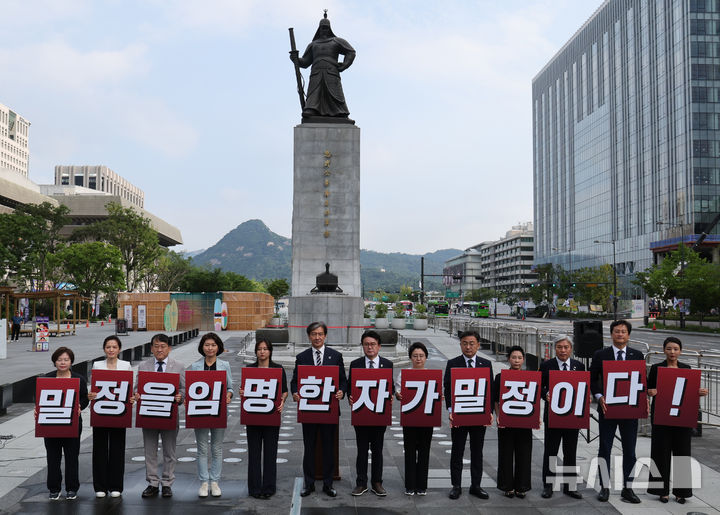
{"left": 289, "top": 294, "right": 366, "bottom": 345}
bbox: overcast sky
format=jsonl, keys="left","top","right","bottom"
{"left": 2, "top": 0, "right": 601, "bottom": 254}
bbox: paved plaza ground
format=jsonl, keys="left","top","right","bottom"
{"left": 1, "top": 326, "right": 720, "bottom": 514}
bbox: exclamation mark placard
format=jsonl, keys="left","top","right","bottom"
{"left": 670, "top": 377, "right": 686, "bottom": 416}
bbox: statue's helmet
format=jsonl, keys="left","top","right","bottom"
{"left": 313, "top": 14, "right": 337, "bottom": 40}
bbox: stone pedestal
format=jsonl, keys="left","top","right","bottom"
{"left": 288, "top": 294, "right": 365, "bottom": 345}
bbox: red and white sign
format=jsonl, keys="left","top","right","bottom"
{"left": 90, "top": 370, "right": 133, "bottom": 428}
{"left": 400, "top": 369, "right": 442, "bottom": 427}
{"left": 185, "top": 370, "right": 227, "bottom": 429}
{"left": 296, "top": 365, "right": 339, "bottom": 424}
{"left": 241, "top": 367, "right": 282, "bottom": 427}
{"left": 35, "top": 377, "right": 79, "bottom": 438}
{"left": 653, "top": 368, "right": 701, "bottom": 428}
{"left": 498, "top": 370, "right": 541, "bottom": 429}
{"left": 547, "top": 370, "right": 590, "bottom": 429}
{"left": 350, "top": 368, "right": 392, "bottom": 426}
{"left": 136, "top": 371, "right": 179, "bottom": 430}
{"left": 450, "top": 367, "right": 492, "bottom": 427}
{"left": 603, "top": 360, "right": 647, "bottom": 419}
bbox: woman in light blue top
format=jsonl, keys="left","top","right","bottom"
{"left": 187, "top": 332, "right": 233, "bottom": 498}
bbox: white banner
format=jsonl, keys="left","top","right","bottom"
{"left": 124, "top": 305, "right": 133, "bottom": 330}
{"left": 138, "top": 305, "right": 146, "bottom": 330}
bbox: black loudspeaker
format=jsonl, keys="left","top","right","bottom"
{"left": 573, "top": 320, "right": 604, "bottom": 358}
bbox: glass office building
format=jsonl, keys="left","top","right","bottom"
{"left": 533, "top": 0, "right": 720, "bottom": 302}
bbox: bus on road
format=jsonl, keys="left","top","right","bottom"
{"left": 428, "top": 300, "right": 450, "bottom": 317}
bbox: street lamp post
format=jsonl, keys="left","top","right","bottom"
{"left": 594, "top": 239, "right": 617, "bottom": 320}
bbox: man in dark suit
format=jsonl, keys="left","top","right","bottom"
{"left": 348, "top": 330, "right": 393, "bottom": 497}
{"left": 290, "top": 321, "right": 348, "bottom": 498}
{"left": 540, "top": 335, "right": 585, "bottom": 499}
{"left": 444, "top": 330, "right": 492, "bottom": 500}
{"left": 590, "top": 319, "right": 645, "bottom": 504}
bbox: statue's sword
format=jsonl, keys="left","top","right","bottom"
{"left": 288, "top": 28, "right": 306, "bottom": 110}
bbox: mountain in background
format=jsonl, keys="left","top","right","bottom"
{"left": 191, "top": 219, "right": 460, "bottom": 293}
{"left": 180, "top": 248, "right": 206, "bottom": 259}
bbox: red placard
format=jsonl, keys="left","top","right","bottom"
{"left": 296, "top": 365, "right": 339, "bottom": 424}
{"left": 603, "top": 360, "right": 647, "bottom": 419}
{"left": 240, "top": 367, "right": 282, "bottom": 427}
{"left": 400, "top": 369, "right": 442, "bottom": 427}
{"left": 36, "top": 377, "right": 80, "bottom": 438}
{"left": 185, "top": 370, "right": 227, "bottom": 429}
{"left": 136, "top": 371, "right": 179, "bottom": 430}
{"left": 350, "top": 368, "right": 392, "bottom": 426}
{"left": 653, "top": 368, "right": 701, "bottom": 428}
{"left": 91, "top": 370, "right": 133, "bottom": 428}
{"left": 498, "top": 370, "right": 541, "bottom": 429}
{"left": 450, "top": 367, "right": 492, "bottom": 427}
{"left": 547, "top": 370, "right": 590, "bottom": 429}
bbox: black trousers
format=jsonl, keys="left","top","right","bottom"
{"left": 542, "top": 427, "right": 579, "bottom": 489}
{"left": 403, "top": 426, "right": 433, "bottom": 491}
{"left": 92, "top": 427, "right": 126, "bottom": 493}
{"left": 450, "top": 425, "right": 486, "bottom": 488}
{"left": 354, "top": 425, "right": 386, "bottom": 486}
{"left": 44, "top": 433, "right": 81, "bottom": 493}
{"left": 648, "top": 424, "right": 693, "bottom": 498}
{"left": 247, "top": 425, "right": 280, "bottom": 496}
{"left": 497, "top": 427, "right": 532, "bottom": 493}
{"left": 11, "top": 323, "right": 20, "bottom": 340}
{"left": 597, "top": 414, "right": 637, "bottom": 487}
{"left": 301, "top": 423, "right": 335, "bottom": 488}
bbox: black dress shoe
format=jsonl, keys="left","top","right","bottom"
{"left": 300, "top": 485, "right": 315, "bottom": 497}
{"left": 161, "top": 486, "right": 172, "bottom": 498}
{"left": 142, "top": 485, "right": 159, "bottom": 498}
{"left": 597, "top": 487, "right": 609, "bottom": 502}
{"left": 322, "top": 486, "right": 337, "bottom": 497}
{"left": 564, "top": 489, "right": 583, "bottom": 499}
{"left": 250, "top": 493, "right": 262, "bottom": 499}
{"left": 620, "top": 488, "right": 640, "bottom": 504}
{"left": 469, "top": 486, "right": 489, "bottom": 499}
{"left": 448, "top": 486, "right": 462, "bottom": 499}
{"left": 541, "top": 485, "right": 553, "bottom": 498}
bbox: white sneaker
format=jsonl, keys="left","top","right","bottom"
{"left": 110, "top": 491, "right": 121, "bottom": 498}
{"left": 95, "top": 491, "right": 106, "bottom": 498}
{"left": 198, "top": 482, "right": 209, "bottom": 498}
{"left": 210, "top": 482, "right": 221, "bottom": 497}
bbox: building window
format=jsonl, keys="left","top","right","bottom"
{"left": 88, "top": 175, "right": 97, "bottom": 189}
{"left": 61, "top": 175, "right": 69, "bottom": 185}
{"left": 74, "top": 175, "right": 84, "bottom": 186}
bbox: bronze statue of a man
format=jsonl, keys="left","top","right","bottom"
{"left": 290, "top": 13, "right": 356, "bottom": 122}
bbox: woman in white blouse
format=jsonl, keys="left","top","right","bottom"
{"left": 87, "top": 335, "right": 132, "bottom": 498}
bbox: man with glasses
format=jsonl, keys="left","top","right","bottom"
{"left": 348, "top": 330, "right": 393, "bottom": 497}
{"left": 137, "top": 334, "right": 184, "bottom": 499}
{"left": 290, "top": 322, "right": 348, "bottom": 497}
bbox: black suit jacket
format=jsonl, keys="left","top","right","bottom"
{"left": 589, "top": 345, "right": 645, "bottom": 398}
{"left": 647, "top": 360, "right": 691, "bottom": 419}
{"left": 290, "top": 345, "right": 348, "bottom": 396}
{"left": 443, "top": 354, "right": 493, "bottom": 409}
{"left": 348, "top": 355, "right": 395, "bottom": 395}
{"left": 539, "top": 358, "right": 585, "bottom": 422}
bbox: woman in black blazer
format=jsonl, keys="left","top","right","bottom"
{"left": 239, "top": 339, "right": 288, "bottom": 499}
{"left": 647, "top": 337, "right": 707, "bottom": 504}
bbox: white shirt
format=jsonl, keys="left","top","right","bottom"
{"left": 556, "top": 357, "right": 570, "bottom": 370}
{"left": 92, "top": 358, "right": 132, "bottom": 371}
{"left": 312, "top": 345, "right": 325, "bottom": 365}
{"left": 365, "top": 356, "right": 378, "bottom": 369}
{"left": 612, "top": 344, "right": 627, "bottom": 360}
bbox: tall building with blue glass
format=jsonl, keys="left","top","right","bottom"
{"left": 533, "top": 0, "right": 720, "bottom": 303}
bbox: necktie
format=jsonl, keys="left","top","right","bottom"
{"left": 467, "top": 358, "right": 473, "bottom": 368}
{"left": 315, "top": 350, "right": 322, "bottom": 366}
{"left": 562, "top": 362, "right": 568, "bottom": 371}
{"left": 369, "top": 360, "right": 375, "bottom": 369}
{"left": 617, "top": 350, "right": 624, "bottom": 361}
{"left": 156, "top": 361, "right": 164, "bottom": 372}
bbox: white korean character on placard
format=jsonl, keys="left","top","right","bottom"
{"left": 501, "top": 380, "right": 537, "bottom": 416}
{"left": 453, "top": 378, "right": 487, "bottom": 414}
{"left": 243, "top": 378, "right": 278, "bottom": 413}
{"left": 38, "top": 389, "right": 75, "bottom": 425}
{"left": 605, "top": 371, "right": 644, "bottom": 406}
{"left": 299, "top": 375, "right": 335, "bottom": 412}
{"left": 402, "top": 380, "right": 440, "bottom": 415}
{"left": 139, "top": 382, "right": 175, "bottom": 417}
{"left": 93, "top": 380, "right": 130, "bottom": 416}
{"left": 352, "top": 379, "right": 391, "bottom": 413}
{"left": 188, "top": 381, "right": 223, "bottom": 416}
{"left": 551, "top": 381, "right": 587, "bottom": 416}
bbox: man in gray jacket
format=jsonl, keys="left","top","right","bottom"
{"left": 137, "top": 333, "right": 185, "bottom": 498}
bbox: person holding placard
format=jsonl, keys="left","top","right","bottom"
{"left": 41, "top": 347, "right": 89, "bottom": 501}
{"left": 239, "top": 338, "right": 288, "bottom": 499}
{"left": 88, "top": 335, "right": 132, "bottom": 498}
{"left": 494, "top": 346, "right": 532, "bottom": 498}
{"left": 646, "top": 336, "right": 708, "bottom": 504}
{"left": 187, "top": 332, "right": 234, "bottom": 498}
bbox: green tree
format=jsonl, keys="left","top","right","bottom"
{"left": 400, "top": 285, "right": 413, "bottom": 299}
{"left": 264, "top": 278, "right": 290, "bottom": 300}
{"left": 55, "top": 242, "right": 124, "bottom": 299}
{"left": 143, "top": 249, "right": 193, "bottom": 292}
{"left": 572, "top": 265, "right": 614, "bottom": 312}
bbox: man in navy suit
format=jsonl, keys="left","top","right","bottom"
{"left": 444, "top": 330, "right": 492, "bottom": 500}
{"left": 291, "top": 322, "right": 348, "bottom": 497}
{"left": 590, "top": 319, "right": 645, "bottom": 504}
{"left": 348, "top": 330, "right": 394, "bottom": 497}
{"left": 540, "top": 335, "right": 585, "bottom": 499}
